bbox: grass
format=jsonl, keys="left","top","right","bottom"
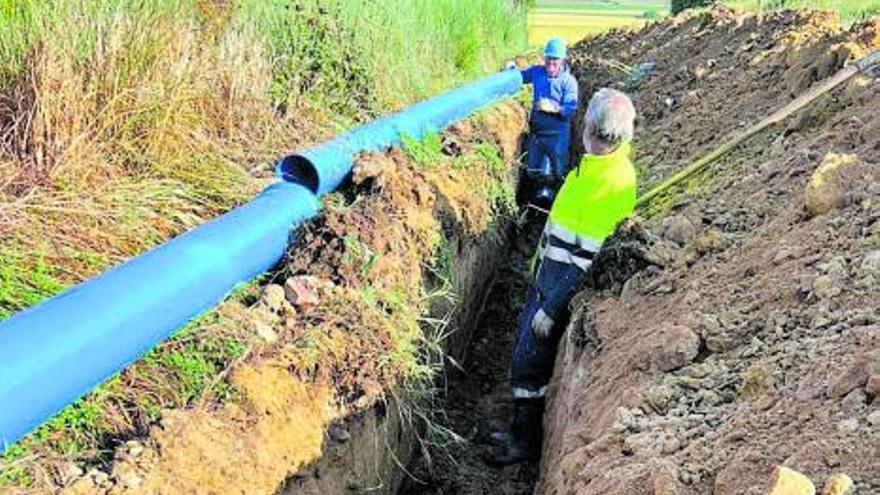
{"left": 0, "top": 0, "right": 528, "bottom": 324}
{"left": 476, "top": 142, "right": 519, "bottom": 215}
{"left": 402, "top": 132, "right": 446, "bottom": 168}
{"left": 240, "top": 0, "right": 528, "bottom": 116}
{"left": 528, "top": 0, "right": 669, "bottom": 46}
{"left": 0, "top": 244, "right": 66, "bottom": 319}
{"left": 0, "top": 1, "right": 527, "bottom": 486}
{"left": 723, "top": 0, "right": 880, "bottom": 23}
{"left": 402, "top": 130, "right": 518, "bottom": 226}
{"left": 298, "top": 125, "right": 519, "bottom": 463}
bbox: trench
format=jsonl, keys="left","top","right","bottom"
{"left": 397, "top": 215, "right": 544, "bottom": 495}
{"left": 276, "top": 126, "right": 546, "bottom": 495}
{"left": 183, "top": 49, "right": 880, "bottom": 495}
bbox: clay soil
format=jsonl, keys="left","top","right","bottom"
{"left": 540, "top": 6, "right": 880, "bottom": 495}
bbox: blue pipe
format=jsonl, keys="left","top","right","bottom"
{"left": 0, "top": 183, "right": 319, "bottom": 449}
{"left": 278, "top": 70, "right": 523, "bottom": 195}
{"left": 0, "top": 70, "right": 523, "bottom": 452}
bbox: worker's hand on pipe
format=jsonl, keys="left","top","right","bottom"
{"left": 531, "top": 308, "right": 554, "bottom": 338}
{"left": 538, "top": 98, "right": 561, "bottom": 114}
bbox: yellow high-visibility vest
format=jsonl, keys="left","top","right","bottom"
{"left": 539, "top": 142, "right": 637, "bottom": 270}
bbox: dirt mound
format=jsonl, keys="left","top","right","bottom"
{"left": 540, "top": 7, "right": 880, "bottom": 495}
{"left": 568, "top": 6, "right": 877, "bottom": 191}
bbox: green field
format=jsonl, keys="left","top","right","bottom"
{"left": 529, "top": 0, "right": 880, "bottom": 48}
{"left": 529, "top": 0, "right": 669, "bottom": 47}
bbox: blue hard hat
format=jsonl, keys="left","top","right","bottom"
{"left": 543, "top": 38, "right": 567, "bottom": 59}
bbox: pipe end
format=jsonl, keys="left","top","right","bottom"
{"left": 276, "top": 155, "right": 319, "bottom": 194}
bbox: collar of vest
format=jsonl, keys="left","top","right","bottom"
{"left": 578, "top": 142, "right": 631, "bottom": 173}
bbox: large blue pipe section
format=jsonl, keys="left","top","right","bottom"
{"left": 0, "top": 69, "right": 523, "bottom": 452}
{"left": 278, "top": 70, "right": 523, "bottom": 195}
{"left": 0, "top": 183, "right": 319, "bottom": 449}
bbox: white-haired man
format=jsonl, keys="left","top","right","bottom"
{"left": 491, "top": 88, "right": 638, "bottom": 465}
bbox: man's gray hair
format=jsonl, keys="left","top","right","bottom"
{"left": 585, "top": 88, "right": 636, "bottom": 146}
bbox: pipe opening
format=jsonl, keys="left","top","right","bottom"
{"left": 277, "top": 155, "right": 320, "bottom": 194}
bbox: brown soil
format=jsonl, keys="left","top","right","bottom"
{"left": 398, "top": 216, "right": 542, "bottom": 495}
{"left": 540, "top": 7, "right": 880, "bottom": 495}
{"left": 568, "top": 7, "right": 878, "bottom": 191}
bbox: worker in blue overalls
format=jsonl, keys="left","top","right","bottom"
{"left": 520, "top": 38, "right": 579, "bottom": 208}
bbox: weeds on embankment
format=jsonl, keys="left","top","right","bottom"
{"left": 0, "top": 0, "right": 526, "bottom": 318}
{"left": 0, "top": 104, "right": 525, "bottom": 491}
{"left": 0, "top": 0, "right": 526, "bottom": 488}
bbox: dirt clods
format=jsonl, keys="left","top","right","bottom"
{"left": 283, "top": 275, "right": 321, "bottom": 308}
{"left": 657, "top": 215, "right": 698, "bottom": 246}
{"left": 540, "top": 6, "right": 880, "bottom": 495}
{"left": 822, "top": 473, "right": 855, "bottom": 495}
{"left": 765, "top": 466, "right": 815, "bottom": 495}
{"left": 638, "top": 323, "right": 701, "bottom": 373}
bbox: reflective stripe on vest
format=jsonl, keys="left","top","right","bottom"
{"left": 512, "top": 386, "right": 548, "bottom": 399}
{"left": 542, "top": 245, "right": 593, "bottom": 271}
{"left": 536, "top": 220, "right": 601, "bottom": 271}
{"left": 545, "top": 220, "right": 602, "bottom": 254}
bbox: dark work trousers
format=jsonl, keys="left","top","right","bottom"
{"left": 525, "top": 131, "right": 570, "bottom": 183}
{"left": 509, "top": 257, "right": 580, "bottom": 398}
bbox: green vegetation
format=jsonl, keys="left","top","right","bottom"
{"left": 724, "top": 0, "right": 880, "bottom": 23}
{"left": 672, "top": 0, "right": 715, "bottom": 14}
{"left": 240, "top": 0, "right": 527, "bottom": 117}
{"left": 0, "top": 0, "right": 526, "bottom": 114}
{"left": 402, "top": 130, "right": 518, "bottom": 223}
{"left": 402, "top": 132, "right": 446, "bottom": 168}
{"left": 0, "top": 0, "right": 527, "bottom": 487}
{"left": 343, "top": 234, "right": 380, "bottom": 278}
{"left": 1, "top": 393, "right": 109, "bottom": 486}
{"left": 529, "top": 1, "right": 669, "bottom": 46}
{"left": 476, "top": 143, "right": 518, "bottom": 215}
{"left": 0, "top": 245, "right": 66, "bottom": 319}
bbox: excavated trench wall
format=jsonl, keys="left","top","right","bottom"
{"left": 539, "top": 8, "right": 880, "bottom": 495}
{"left": 280, "top": 109, "right": 527, "bottom": 495}
{"left": 280, "top": 229, "right": 510, "bottom": 494}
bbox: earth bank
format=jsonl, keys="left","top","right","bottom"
{"left": 540, "top": 7, "right": 880, "bottom": 495}
{"left": 5, "top": 103, "right": 529, "bottom": 495}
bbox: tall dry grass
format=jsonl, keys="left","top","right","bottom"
{"left": 0, "top": 2, "right": 310, "bottom": 318}
{"left": 0, "top": 0, "right": 527, "bottom": 486}
{"left": 0, "top": 0, "right": 527, "bottom": 317}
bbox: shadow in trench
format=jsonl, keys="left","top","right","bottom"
{"left": 398, "top": 213, "right": 545, "bottom": 495}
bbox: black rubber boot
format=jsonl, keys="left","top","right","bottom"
{"left": 488, "top": 398, "right": 544, "bottom": 466}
